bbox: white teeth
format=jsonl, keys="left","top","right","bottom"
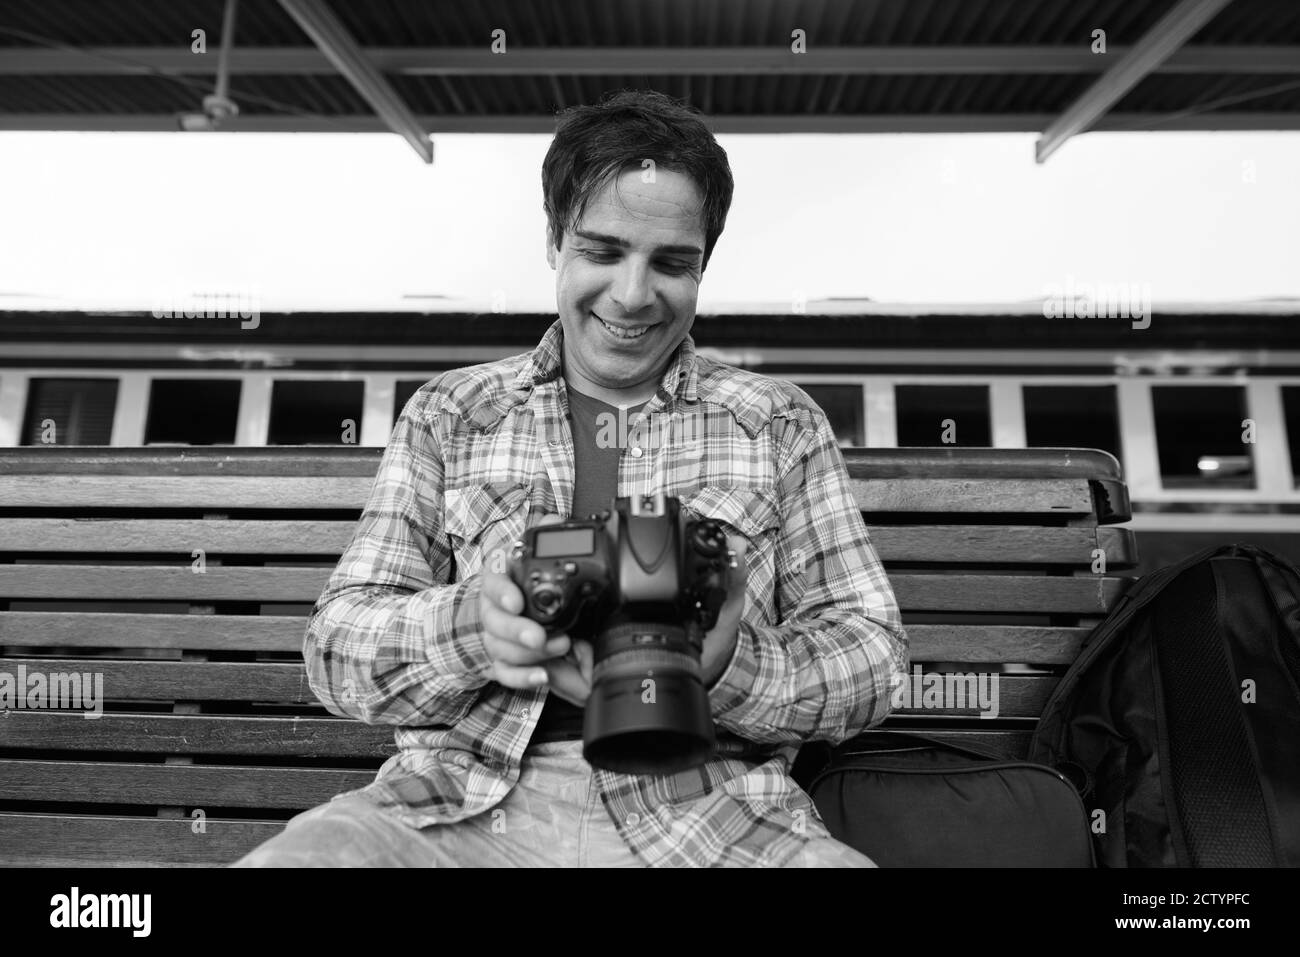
{"left": 595, "top": 315, "right": 649, "bottom": 339}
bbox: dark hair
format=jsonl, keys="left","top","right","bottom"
{"left": 542, "top": 89, "right": 734, "bottom": 272}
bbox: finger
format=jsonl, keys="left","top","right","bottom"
{"left": 483, "top": 631, "right": 570, "bottom": 667}
{"left": 480, "top": 567, "right": 525, "bottom": 616}
{"left": 571, "top": 639, "right": 594, "bottom": 684}
{"left": 544, "top": 657, "right": 591, "bottom": 707}
{"left": 492, "top": 659, "right": 550, "bottom": 690}
{"left": 482, "top": 599, "right": 548, "bottom": 650}
{"left": 725, "top": 535, "right": 749, "bottom": 562}
{"left": 533, "top": 513, "right": 565, "bottom": 527}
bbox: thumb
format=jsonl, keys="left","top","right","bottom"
{"left": 533, "top": 512, "right": 565, "bottom": 527}
{"left": 726, "top": 534, "right": 749, "bottom": 572}
{"left": 572, "top": 639, "right": 594, "bottom": 683}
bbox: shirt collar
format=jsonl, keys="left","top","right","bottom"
{"left": 515, "top": 318, "right": 700, "bottom": 405}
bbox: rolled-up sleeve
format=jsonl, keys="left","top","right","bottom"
{"left": 707, "top": 412, "right": 909, "bottom": 745}
{"left": 303, "top": 389, "right": 493, "bottom": 726}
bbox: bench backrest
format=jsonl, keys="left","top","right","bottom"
{"left": 0, "top": 445, "right": 1134, "bottom": 865}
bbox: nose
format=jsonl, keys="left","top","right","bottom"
{"left": 610, "top": 258, "right": 656, "bottom": 315}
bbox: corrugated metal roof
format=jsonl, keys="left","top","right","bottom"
{"left": 0, "top": 0, "right": 1297, "bottom": 134}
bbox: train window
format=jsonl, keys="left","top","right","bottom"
{"left": 21, "top": 378, "right": 118, "bottom": 445}
{"left": 144, "top": 379, "right": 241, "bottom": 445}
{"left": 268, "top": 380, "right": 365, "bottom": 445}
{"left": 1023, "top": 385, "right": 1122, "bottom": 459}
{"left": 895, "top": 385, "right": 991, "bottom": 447}
{"left": 794, "top": 383, "right": 864, "bottom": 446}
{"left": 1152, "top": 385, "right": 1254, "bottom": 489}
{"left": 1282, "top": 386, "right": 1300, "bottom": 487}
{"left": 394, "top": 379, "right": 429, "bottom": 420}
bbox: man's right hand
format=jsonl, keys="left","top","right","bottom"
{"left": 479, "top": 558, "right": 571, "bottom": 689}
{"left": 478, "top": 515, "right": 593, "bottom": 704}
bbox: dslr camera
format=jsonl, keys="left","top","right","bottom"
{"left": 508, "top": 491, "right": 732, "bottom": 775}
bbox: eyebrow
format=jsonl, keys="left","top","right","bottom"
{"left": 573, "top": 230, "right": 702, "bottom": 258}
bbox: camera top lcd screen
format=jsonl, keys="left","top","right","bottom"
{"left": 534, "top": 527, "right": 595, "bottom": 558}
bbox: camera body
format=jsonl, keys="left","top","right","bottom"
{"left": 508, "top": 492, "right": 731, "bottom": 775}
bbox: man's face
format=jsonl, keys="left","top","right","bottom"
{"left": 547, "top": 167, "right": 707, "bottom": 403}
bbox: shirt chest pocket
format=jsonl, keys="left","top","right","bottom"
{"left": 683, "top": 485, "right": 780, "bottom": 539}
{"left": 442, "top": 481, "right": 532, "bottom": 580}
{"left": 681, "top": 485, "right": 782, "bottom": 624}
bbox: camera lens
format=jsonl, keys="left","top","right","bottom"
{"left": 582, "top": 622, "right": 716, "bottom": 776}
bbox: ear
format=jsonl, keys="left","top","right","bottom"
{"left": 545, "top": 224, "right": 558, "bottom": 270}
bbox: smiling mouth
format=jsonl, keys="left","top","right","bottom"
{"left": 592, "top": 312, "right": 652, "bottom": 340}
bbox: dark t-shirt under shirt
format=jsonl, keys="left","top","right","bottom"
{"left": 528, "top": 386, "right": 647, "bottom": 743}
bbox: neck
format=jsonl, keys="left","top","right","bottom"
{"left": 560, "top": 349, "right": 663, "bottom": 407}
{"left": 564, "top": 376, "right": 659, "bottom": 407}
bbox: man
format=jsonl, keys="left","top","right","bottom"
{"left": 234, "top": 89, "right": 907, "bottom": 868}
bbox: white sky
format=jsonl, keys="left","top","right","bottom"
{"left": 0, "top": 129, "right": 1297, "bottom": 312}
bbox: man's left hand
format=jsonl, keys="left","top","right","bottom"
{"left": 700, "top": 535, "right": 748, "bottom": 687}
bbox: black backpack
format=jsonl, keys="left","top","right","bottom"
{"left": 1029, "top": 542, "right": 1300, "bottom": 867}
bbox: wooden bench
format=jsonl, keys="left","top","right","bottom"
{"left": 0, "top": 445, "right": 1136, "bottom": 866}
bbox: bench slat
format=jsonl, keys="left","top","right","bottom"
{"left": 1, "top": 658, "right": 317, "bottom": 703}
{"left": 0, "top": 475, "right": 1100, "bottom": 515}
{"left": 871, "top": 525, "right": 1136, "bottom": 566}
{"left": 0, "top": 712, "right": 395, "bottom": 757}
{"left": 844, "top": 447, "right": 1122, "bottom": 480}
{"left": 849, "top": 478, "right": 1093, "bottom": 515}
{"left": 0, "top": 612, "right": 306, "bottom": 651}
{"left": 0, "top": 813, "right": 281, "bottom": 866}
{"left": 0, "top": 658, "right": 1058, "bottom": 716}
{"left": 0, "top": 446, "right": 1123, "bottom": 480}
{"left": 890, "top": 674, "right": 1051, "bottom": 718}
{"left": 0, "top": 614, "right": 1089, "bottom": 664}
{"left": 0, "top": 564, "right": 331, "bottom": 601}
{"left": 892, "top": 573, "right": 1127, "bottom": 613}
{"left": 0, "top": 447, "right": 382, "bottom": 476}
{"left": 0, "top": 760, "right": 374, "bottom": 808}
{"left": 0, "top": 520, "right": 1136, "bottom": 567}
{"left": 0, "top": 475, "right": 372, "bottom": 509}
{"left": 0, "top": 519, "right": 356, "bottom": 554}
{"left": 904, "top": 624, "right": 1089, "bottom": 665}
{"left": 0, "top": 566, "right": 1126, "bottom": 612}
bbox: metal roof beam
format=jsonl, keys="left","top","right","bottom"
{"left": 5, "top": 113, "right": 1298, "bottom": 134}
{"left": 275, "top": 0, "right": 432, "bottom": 163}
{"left": 4, "top": 45, "right": 1298, "bottom": 76}
{"left": 1035, "top": 0, "right": 1236, "bottom": 163}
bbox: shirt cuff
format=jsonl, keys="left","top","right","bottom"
{"left": 706, "top": 618, "right": 759, "bottom": 716}
{"left": 426, "top": 574, "right": 495, "bottom": 679}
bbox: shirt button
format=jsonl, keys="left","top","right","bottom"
{"left": 630, "top": 446, "right": 643, "bottom": 458}
{"left": 626, "top": 812, "right": 641, "bottom": 826}
{"left": 520, "top": 708, "right": 530, "bottom": 718}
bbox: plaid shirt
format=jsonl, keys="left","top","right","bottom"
{"left": 305, "top": 319, "right": 908, "bottom": 867}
